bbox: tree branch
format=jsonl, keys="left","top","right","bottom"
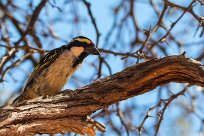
{"left": 0, "top": 55, "right": 203, "bottom": 135}
{"left": 15, "top": 0, "right": 48, "bottom": 45}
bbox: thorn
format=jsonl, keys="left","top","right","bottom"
{"left": 181, "top": 51, "right": 186, "bottom": 57}
{"left": 181, "top": 91, "right": 186, "bottom": 96}
{"left": 169, "top": 91, "right": 174, "bottom": 96}
{"left": 147, "top": 115, "right": 154, "bottom": 118}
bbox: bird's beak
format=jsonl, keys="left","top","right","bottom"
{"left": 86, "top": 46, "right": 100, "bottom": 55}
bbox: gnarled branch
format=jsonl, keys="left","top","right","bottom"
{"left": 0, "top": 55, "right": 203, "bottom": 135}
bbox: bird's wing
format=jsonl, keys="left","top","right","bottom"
{"left": 25, "top": 47, "right": 63, "bottom": 88}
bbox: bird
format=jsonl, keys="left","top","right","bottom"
{"left": 13, "top": 36, "right": 100, "bottom": 104}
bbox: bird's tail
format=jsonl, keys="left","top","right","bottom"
{"left": 12, "top": 94, "right": 25, "bottom": 104}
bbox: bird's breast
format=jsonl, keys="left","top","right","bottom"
{"left": 44, "top": 50, "right": 80, "bottom": 93}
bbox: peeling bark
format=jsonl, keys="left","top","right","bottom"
{"left": 0, "top": 55, "right": 203, "bottom": 136}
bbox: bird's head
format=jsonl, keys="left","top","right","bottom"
{"left": 68, "top": 36, "right": 100, "bottom": 57}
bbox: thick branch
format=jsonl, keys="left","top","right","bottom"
{"left": 0, "top": 55, "right": 203, "bottom": 135}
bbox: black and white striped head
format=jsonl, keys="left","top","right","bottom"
{"left": 67, "top": 36, "right": 100, "bottom": 57}
{"left": 65, "top": 36, "right": 100, "bottom": 67}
